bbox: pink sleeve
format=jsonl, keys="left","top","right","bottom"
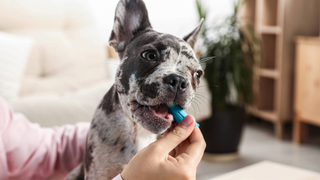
{"left": 112, "top": 174, "right": 124, "bottom": 180}
{"left": 0, "top": 97, "right": 90, "bottom": 180}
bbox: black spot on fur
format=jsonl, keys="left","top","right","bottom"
{"left": 181, "top": 51, "right": 194, "bottom": 59}
{"left": 113, "top": 137, "right": 120, "bottom": 146}
{"left": 133, "top": 130, "right": 137, "bottom": 144}
{"left": 71, "top": 164, "right": 85, "bottom": 180}
{"left": 120, "top": 144, "right": 127, "bottom": 152}
{"left": 78, "top": 164, "right": 85, "bottom": 180}
{"left": 102, "top": 137, "right": 107, "bottom": 142}
{"left": 116, "top": 70, "right": 121, "bottom": 78}
{"left": 178, "top": 38, "right": 186, "bottom": 43}
{"left": 84, "top": 142, "right": 94, "bottom": 173}
{"left": 140, "top": 82, "right": 160, "bottom": 99}
{"left": 99, "top": 85, "right": 120, "bottom": 115}
{"left": 118, "top": 138, "right": 137, "bottom": 156}
{"left": 91, "top": 123, "right": 97, "bottom": 129}
{"left": 181, "top": 45, "right": 188, "bottom": 50}
{"left": 119, "top": 70, "right": 130, "bottom": 94}
{"left": 160, "top": 35, "right": 180, "bottom": 54}
{"left": 131, "top": 149, "right": 136, "bottom": 154}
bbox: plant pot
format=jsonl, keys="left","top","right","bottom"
{"left": 199, "top": 106, "right": 245, "bottom": 155}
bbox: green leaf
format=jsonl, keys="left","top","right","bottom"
{"left": 198, "top": 0, "right": 260, "bottom": 110}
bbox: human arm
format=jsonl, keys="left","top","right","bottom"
{"left": 0, "top": 97, "right": 89, "bottom": 180}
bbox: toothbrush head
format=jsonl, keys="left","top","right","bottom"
{"left": 165, "top": 102, "right": 200, "bottom": 127}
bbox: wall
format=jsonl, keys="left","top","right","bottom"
{"left": 87, "top": 0, "right": 234, "bottom": 43}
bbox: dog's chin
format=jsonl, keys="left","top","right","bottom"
{"left": 134, "top": 104, "right": 174, "bottom": 134}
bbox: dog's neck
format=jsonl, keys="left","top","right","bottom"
{"left": 93, "top": 85, "right": 157, "bottom": 151}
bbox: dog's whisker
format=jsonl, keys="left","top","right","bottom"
{"left": 199, "top": 56, "right": 216, "bottom": 63}
{"left": 194, "top": 99, "right": 210, "bottom": 108}
{"left": 195, "top": 93, "right": 211, "bottom": 102}
{"left": 190, "top": 106, "right": 197, "bottom": 116}
{"left": 186, "top": 100, "right": 197, "bottom": 115}
{"left": 187, "top": 98, "right": 197, "bottom": 114}
{"left": 199, "top": 56, "right": 216, "bottom": 61}
{"left": 185, "top": 95, "right": 196, "bottom": 108}
{"left": 194, "top": 97, "right": 210, "bottom": 108}
{"left": 193, "top": 96, "right": 201, "bottom": 103}
{"left": 195, "top": 93, "right": 210, "bottom": 102}
{"left": 196, "top": 96, "right": 210, "bottom": 103}
{"left": 191, "top": 99, "right": 201, "bottom": 112}
{"left": 194, "top": 102, "right": 201, "bottom": 113}
{"left": 198, "top": 84, "right": 218, "bottom": 88}
{"left": 194, "top": 99, "right": 203, "bottom": 112}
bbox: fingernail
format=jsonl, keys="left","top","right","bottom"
{"left": 180, "top": 116, "right": 193, "bottom": 127}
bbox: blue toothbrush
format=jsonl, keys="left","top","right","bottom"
{"left": 165, "top": 102, "right": 200, "bottom": 127}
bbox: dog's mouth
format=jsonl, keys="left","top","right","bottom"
{"left": 133, "top": 101, "right": 175, "bottom": 134}
{"left": 148, "top": 104, "right": 174, "bottom": 121}
{"left": 139, "top": 104, "right": 174, "bottom": 123}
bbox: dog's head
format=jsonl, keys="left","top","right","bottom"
{"left": 109, "top": 0, "right": 204, "bottom": 134}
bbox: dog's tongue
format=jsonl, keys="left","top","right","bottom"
{"left": 149, "top": 104, "right": 173, "bottom": 120}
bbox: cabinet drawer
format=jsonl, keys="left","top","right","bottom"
{"left": 295, "top": 37, "right": 320, "bottom": 124}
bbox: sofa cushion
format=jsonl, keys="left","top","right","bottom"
{"left": 11, "top": 81, "right": 114, "bottom": 127}
{"left": 0, "top": 32, "right": 34, "bottom": 102}
{"left": 0, "top": 0, "right": 108, "bottom": 95}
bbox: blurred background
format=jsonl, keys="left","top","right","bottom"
{"left": 0, "top": 0, "right": 320, "bottom": 179}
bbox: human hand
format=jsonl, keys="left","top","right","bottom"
{"left": 121, "top": 115, "right": 206, "bottom": 180}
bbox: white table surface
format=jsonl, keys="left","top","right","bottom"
{"left": 209, "top": 161, "right": 320, "bottom": 180}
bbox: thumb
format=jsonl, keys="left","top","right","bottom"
{"left": 156, "top": 115, "right": 196, "bottom": 155}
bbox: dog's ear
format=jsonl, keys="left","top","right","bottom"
{"left": 183, "top": 19, "right": 204, "bottom": 49}
{"left": 109, "top": 0, "right": 152, "bottom": 52}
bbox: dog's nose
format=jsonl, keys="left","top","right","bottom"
{"left": 163, "top": 74, "right": 188, "bottom": 92}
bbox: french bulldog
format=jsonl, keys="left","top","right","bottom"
{"left": 65, "top": 0, "right": 204, "bottom": 179}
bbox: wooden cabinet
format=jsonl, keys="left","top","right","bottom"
{"left": 293, "top": 37, "right": 320, "bottom": 144}
{"left": 240, "top": 0, "right": 319, "bottom": 139}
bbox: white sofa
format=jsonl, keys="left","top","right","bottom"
{"left": 0, "top": 0, "right": 210, "bottom": 127}
{"left": 0, "top": 0, "right": 118, "bottom": 127}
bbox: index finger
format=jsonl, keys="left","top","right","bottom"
{"left": 177, "top": 127, "right": 206, "bottom": 164}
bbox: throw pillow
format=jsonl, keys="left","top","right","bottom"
{"left": 0, "top": 31, "right": 34, "bottom": 102}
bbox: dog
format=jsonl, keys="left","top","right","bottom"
{"left": 65, "top": 0, "right": 204, "bottom": 179}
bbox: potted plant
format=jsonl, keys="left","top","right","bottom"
{"left": 196, "top": 0, "right": 260, "bottom": 160}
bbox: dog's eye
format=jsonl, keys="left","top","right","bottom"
{"left": 141, "top": 51, "right": 157, "bottom": 61}
{"left": 194, "top": 70, "right": 203, "bottom": 79}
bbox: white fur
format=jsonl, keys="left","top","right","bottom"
{"left": 136, "top": 128, "right": 157, "bottom": 151}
